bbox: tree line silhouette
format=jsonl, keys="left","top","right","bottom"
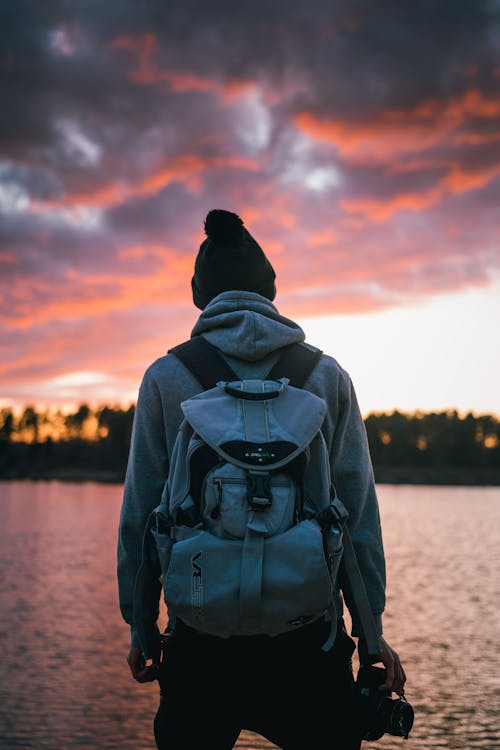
{"left": 0, "top": 404, "right": 134, "bottom": 483}
{"left": 0, "top": 404, "right": 499, "bottom": 485}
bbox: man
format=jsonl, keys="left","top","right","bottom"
{"left": 117, "top": 209, "right": 406, "bottom": 749}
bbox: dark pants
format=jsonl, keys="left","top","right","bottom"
{"left": 154, "top": 618, "right": 362, "bottom": 750}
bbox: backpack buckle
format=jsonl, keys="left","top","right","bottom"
{"left": 247, "top": 471, "right": 272, "bottom": 510}
{"left": 155, "top": 511, "right": 170, "bottom": 534}
{"left": 317, "top": 502, "right": 347, "bottom": 529}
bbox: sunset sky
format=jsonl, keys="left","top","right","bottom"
{"left": 1, "top": 1, "right": 499, "bottom": 417}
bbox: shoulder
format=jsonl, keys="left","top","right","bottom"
{"left": 319, "top": 352, "right": 350, "bottom": 384}
{"left": 300, "top": 342, "right": 351, "bottom": 387}
{"left": 142, "top": 343, "right": 193, "bottom": 382}
{"left": 138, "top": 343, "right": 206, "bottom": 410}
{"left": 293, "top": 344, "right": 353, "bottom": 416}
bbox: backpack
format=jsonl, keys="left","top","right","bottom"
{"left": 133, "top": 337, "right": 380, "bottom": 656}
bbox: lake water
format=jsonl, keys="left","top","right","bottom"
{"left": 0, "top": 481, "right": 499, "bottom": 750}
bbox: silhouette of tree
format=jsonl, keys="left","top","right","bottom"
{"left": 18, "top": 406, "right": 39, "bottom": 443}
{"left": 0, "top": 409, "right": 14, "bottom": 442}
{"left": 65, "top": 404, "right": 91, "bottom": 439}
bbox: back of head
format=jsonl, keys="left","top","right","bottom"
{"left": 191, "top": 209, "right": 276, "bottom": 310}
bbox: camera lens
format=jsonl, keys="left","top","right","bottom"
{"left": 356, "top": 666, "right": 414, "bottom": 741}
{"left": 386, "top": 697, "right": 415, "bottom": 739}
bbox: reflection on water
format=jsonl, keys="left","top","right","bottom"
{"left": 0, "top": 481, "right": 499, "bottom": 749}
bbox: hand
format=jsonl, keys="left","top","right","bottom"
{"left": 127, "top": 645, "right": 159, "bottom": 683}
{"left": 358, "top": 636, "right": 406, "bottom": 697}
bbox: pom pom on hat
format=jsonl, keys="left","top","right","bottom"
{"left": 204, "top": 209, "right": 244, "bottom": 244}
{"left": 191, "top": 209, "right": 276, "bottom": 309}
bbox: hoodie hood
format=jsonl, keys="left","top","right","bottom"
{"left": 191, "top": 291, "right": 305, "bottom": 361}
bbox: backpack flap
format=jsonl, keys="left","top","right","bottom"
{"left": 180, "top": 378, "right": 327, "bottom": 472}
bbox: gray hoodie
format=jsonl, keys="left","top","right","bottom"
{"left": 117, "top": 291, "right": 386, "bottom": 648}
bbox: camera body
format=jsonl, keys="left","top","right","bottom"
{"left": 355, "top": 665, "right": 414, "bottom": 741}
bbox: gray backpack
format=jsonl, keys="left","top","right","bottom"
{"left": 134, "top": 338, "right": 379, "bottom": 657}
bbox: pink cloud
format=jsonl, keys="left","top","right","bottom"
{"left": 29, "top": 154, "right": 259, "bottom": 214}
{"left": 340, "top": 165, "right": 500, "bottom": 222}
{"left": 1, "top": 245, "right": 193, "bottom": 331}
{"left": 295, "top": 89, "right": 500, "bottom": 162}
{"left": 108, "top": 33, "right": 254, "bottom": 103}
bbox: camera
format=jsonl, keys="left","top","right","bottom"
{"left": 355, "top": 665, "right": 414, "bottom": 741}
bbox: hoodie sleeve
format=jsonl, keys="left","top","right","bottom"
{"left": 330, "top": 371, "right": 386, "bottom": 637}
{"left": 117, "top": 367, "right": 168, "bottom": 649}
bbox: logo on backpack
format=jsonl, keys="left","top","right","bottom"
{"left": 191, "top": 551, "right": 203, "bottom": 622}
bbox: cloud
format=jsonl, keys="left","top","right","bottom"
{"left": 1, "top": 0, "right": 499, "bottom": 407}
{"left": 295, "top": 89, "right": 500, "bottom": 161}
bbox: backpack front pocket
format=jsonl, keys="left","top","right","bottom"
{"left": 164, "top": 528, "right": 241, "bottom": 635}
{"left": 202, "top": 465, "right": 295, "bottom": 539}
{"left": 163, "top": 519, "right": 333, "bottom": 637}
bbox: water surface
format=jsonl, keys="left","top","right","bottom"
{"left": 0, "top": 481, "right": 499, "bottom": 749}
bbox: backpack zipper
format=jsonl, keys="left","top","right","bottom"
{"left": 211, "top": 478, "right": 223, "bottom": 518}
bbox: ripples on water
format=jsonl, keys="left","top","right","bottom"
{"left": 0, "top": 481, "right": 499, "bottom": 749}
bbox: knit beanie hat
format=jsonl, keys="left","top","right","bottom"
{"left": 191, "top": 209, "right": 276, "bottom": 310}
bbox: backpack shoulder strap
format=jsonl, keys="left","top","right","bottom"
{"left": 266, "top": 342, "right": 323, "bottom": 388}
{"left": 169, "top": 338, "right": 322, "bottom": 391}
{"left": 168, "top": 336, "right": 239, "bottom": 390}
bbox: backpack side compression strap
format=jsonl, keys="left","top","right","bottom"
{"left": 168, "top": 336, "right": 239, "bottom": 390}
{"left": 267, "top": 342, "right": 323, "bottom": 388}
{"left": 340, "top": 526, "right": 381, "bottom": 657}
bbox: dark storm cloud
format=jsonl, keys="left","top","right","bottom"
{"left": 1, "top": 0, "right": 499, "bottom": 408}
{"left": 1, "top": 0, "right": 497, "bottom": 175}
{"left": 2, "top": 1, "right": 498, "bottom": 150}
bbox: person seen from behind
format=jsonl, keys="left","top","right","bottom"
{"left": 117, "top": 209, "right": 407, "bottom": 749}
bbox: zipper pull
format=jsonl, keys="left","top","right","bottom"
{"left": 211, "top": 478, "right": 223, "bottom": 519}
